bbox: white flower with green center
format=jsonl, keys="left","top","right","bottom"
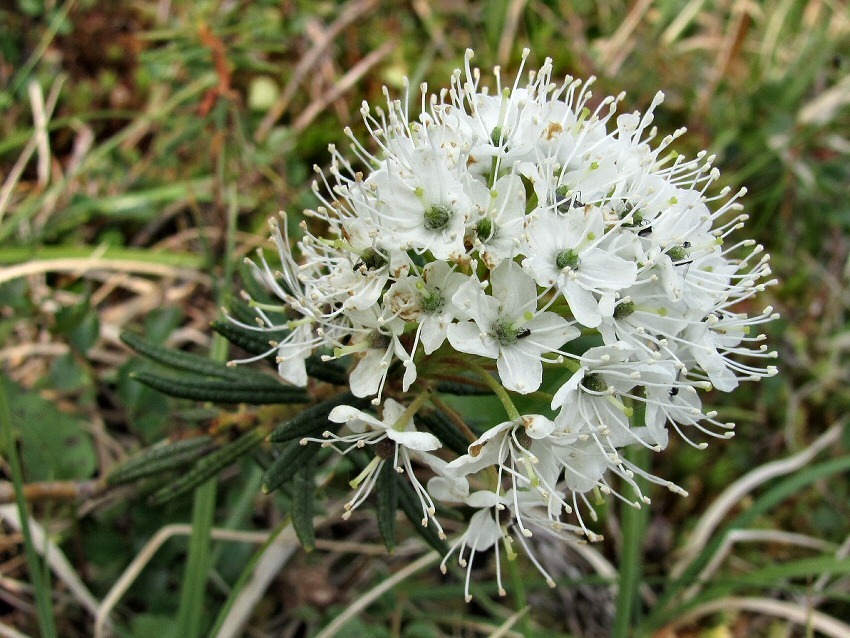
{"left": 469, "top": 174, "right": 528, "bottom": 269}
{"left": 328, "top": 308, "right": 414, "bottom": 401}
{"left": 523, "top": 207, "right": 637, "bottom": 328}
{"left": 447, "top": 261, "right": 580, "bottom": 393}
{"left": 380, "top": 261, "right": 469, "bottom": 356}
{"left": 366, "top": 148, "right": 472, "bottom": 260}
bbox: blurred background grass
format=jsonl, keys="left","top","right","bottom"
{"left": 1, "top": 1, "right": 849, "bottom": 636}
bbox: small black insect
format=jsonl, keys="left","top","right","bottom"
{"left": 669, "top": 387, "right": 679, "bottom": 397}
{"left": 516, "top": 328, "right": 532, "bottom": 339}
{"left": 555, "top": 188, "right": 584, "bottom": 213}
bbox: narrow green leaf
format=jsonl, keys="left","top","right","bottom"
{"left": 613, "top": 444, "right": 650, "bottom": 638}
{"left": 397, "top": 478, "right": 449, "bottom": 555}
{"left": 659, "top": 555, "right": 850, "bottom": 627}
{"left": 376, "top": 459, "right": 399, "bottom": 553}
{"left": 261, "top": 440, "right": 322, "bottom": 494}
{"left": 121, "top": 331, "right": 272, "bottom": 384}
{"left": 292, "top": 456, "right": 317, "bottom": 551}
{"left": 106, "top": 436, "right": 215, "bottom": 485}
{"left": 212, "top": 320, "right": 349, "bottom": 385}
{"left": 227, "top": 296, "right": 277, "bottom": 327}
{"left": 417, "top": 409, "right": 471, "bottom": 456}
{"left": 175, "top": 479, "right": 216, "bottom": 638}
{"left": 131, "top": 371, "right": 309, "bottom": 404}
{"left": 435, "top": 380, "right": 491, "bottom": 396}
{"left": 149, "top": 429, "right": 265, "bottom": 505}
{"left": 268, "top": 392, "right": 368, "bottom": 443}
{"left": 211, "top": 319, "right": 278, "bottom": 358}
{"left": 304, "top": 356, "right": 349, "bottom": 385}
{"left": 0, "top": 244, "right": 205, "bottom": 268}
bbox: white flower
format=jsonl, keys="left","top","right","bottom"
{"left": 381, "top": 262, "right": 468, "bottom": 356}
{"left": 367, "top": 147, "right": 472, "bottom": 260}
{"left": 305, "top": 398, "right": 442, "bottom": 527}
{"left": 447, "top": 261, "right": 579, "bottom": 393}
{"left": 329, "top": 308, "right": 414, "bottom": 401}
{"left": 234, "top": 49, "right": 778, "bottom": 598}
{"left": 523, "top": 208, "right": 637, "bottom": 327}
{"left": 469, "top": 174, "right": 528, "bottom": 269}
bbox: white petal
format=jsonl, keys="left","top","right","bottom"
{"left": 497, "top": 346, "right": 542, "bottom": 394}
{"left": 580, "top": 251, "right": 637, "bottom": 291}
{"left": 447, "top": 321, "right": 499, "bottom": 358}
{"left": 563, "top": 279, "right": 602, "bottom": 327}
{"left": 348, "top": 351, "right": 384, "bottom": 397}
{"left": 388, "top": 429, "right": 442, "bottom": 451}
{"left": 491, "top": 260, "right": 536, "bottom": 318}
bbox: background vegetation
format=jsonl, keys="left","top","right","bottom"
{"left": 1, "top": 0, "right": 849, "bottom": 636}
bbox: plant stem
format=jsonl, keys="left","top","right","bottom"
{"left": 506, "top": 551, "right": 533, "bottom": 637}
{"left": 391, "top": 388, "right": 431, "bottom": 431}
{"left": 466, "top": 360, "right": 520, "bottom": 421}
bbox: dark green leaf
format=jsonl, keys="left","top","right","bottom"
{"left": 149, "top": 429, "right": 265, "bottom": 505}
{"left": 261, "top": 440, "right": 322, "bottom": 493}
{"left": 397, "top": 477, "right": 448, "bottom": 555}
{"left": 131, "top": 371, "right": 309, "bottom": 404}
{"left": 106, "top": 436, "right": 215, "bottom": 485}
{"left": 304, "top": 356, "right": 349, "bottom": 385}
{"left": 121, "top": 331, "right": 275, "bottom": 385}
{"left": 212, "top": 320, "right": 348, "bottom": 385}
{"left": 376, "top": 459, "right": 398, "bottom": 553}
{"left": 211, "top": 319, "right": 277, "bottom": 359}
{"left": 292, "top": 456, "right": 317, "bottom": 551}
{"left": 268, "top": 392, "right": 368, "bottom": 443}
{"left": 435, "top": 380, "right": 491, "bottom": 396}
{"left": 417, "top": 409, "right": 471, "bottom": 456}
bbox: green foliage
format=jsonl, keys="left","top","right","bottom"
{"left": 261, "top": 439, "right": 322, "bottom": 494}
{"left": 375, "top": 459, "right": 399, "bottom": 553}
{"left": 2, "top": 376, "right": 96, "bottom": 481}
{"left": 106, "top": 436, "right": 215, "bottom": 486}
{"left": 148, "top": 429, "right": 264, "bottom": 505}
{"left": 268, "top": 392, "right": 367, "bottom": 443}
{"left": 291, "top": 456, "right": 317, "bottom": 551}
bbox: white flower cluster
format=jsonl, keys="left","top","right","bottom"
{"left": 239, "top": 50, "right": 777, "bottom": 599}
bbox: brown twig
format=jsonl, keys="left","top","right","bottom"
{"left": 254, "top": 0, "right": 380, "bottom": 142}
{"left": 293, "top": 41, "right": 397, "bottom": 133}
{"left": 0, "top": 480, "right": 106, "bottom": 504}
{"left": 198, "top": 23, "right": 236, "bottom": 117}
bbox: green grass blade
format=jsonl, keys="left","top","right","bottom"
{"left": 0, "top": 376, "right": 58, "bottom": 638}
{"left": 207, "top": 516, "right": 292, "bottom": 638}
{"left": 650, "top": 454, "right": 850, "bottom": 628}
{"left": 174, "top": 478, "right": 217, "bottom": 638}
{"left": 613, "top": 443, "right": 650, "bottom": 638}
